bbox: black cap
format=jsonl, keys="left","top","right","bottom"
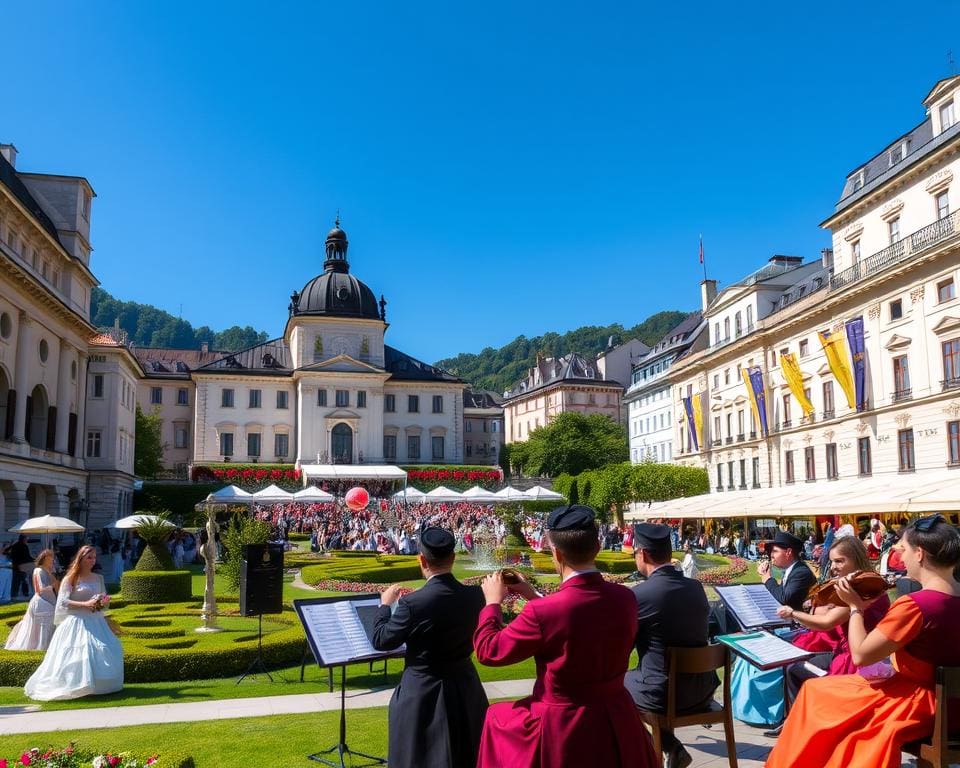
{"left": 634, "top": 523, "right": 671, "bottom": 551}
{"left": 771, "top": 530, "right": 804, "bottom": 553}
{"left": 545, "top": 505, "right": 596, "bottom": 531}
{"left": 419, "top": 527, "right": 455, "bottom": 557}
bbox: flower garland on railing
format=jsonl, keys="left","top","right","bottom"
{"left": 697, "top": 557, "right": 750, "bottom": 586}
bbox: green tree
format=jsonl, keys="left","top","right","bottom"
{"left": 215, "top": 325, "right": 268, "bottom": 352}
{"left": 134, "top": 404, "right": 166, "bottom": 479}
{"left": 221, "top": 514, "right": 272, "bottom": 592}
{"left": 522, "top": 412, "right": 628, "bottom": 477}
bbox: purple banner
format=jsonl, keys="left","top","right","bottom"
{"left": 682, "top": 396, "right": 698, "bottom": 451}
{"left": 845, "top": 317, "right": 866, "bottom": 412}
{"left": 748, "top": 367, "right": 769, "bottom": 437}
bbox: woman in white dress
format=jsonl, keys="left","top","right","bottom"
{"left": 24, "top": 545, "right": 123, "bottom": 701}
{"left": 4, "top": 549, "right": 58, "bottom": 651}
{"left": 681, "top": 544, "right": 699, "bottom": 579}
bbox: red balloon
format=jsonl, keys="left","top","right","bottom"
{"left": 345, "top": 486, "right": 369, "bottom": 511}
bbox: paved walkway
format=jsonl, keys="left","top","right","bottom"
{"left": 0, "top": 680, "right": 927, "bottom": 767}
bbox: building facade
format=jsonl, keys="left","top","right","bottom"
{"left": 671, "top": 76, "right": 960, "bottom": 498}
{"left": 463, "top": 389, "right": 504, "bottom": 464}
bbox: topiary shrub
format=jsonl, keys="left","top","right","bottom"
{"left": 301, "top": 555, "right": 422, "bottom": 585}
{"left": 121, "top": 570, "right": 193, "bottom": 603}
{"left": 595, "top": 552, "right": 636, "bottom": 574}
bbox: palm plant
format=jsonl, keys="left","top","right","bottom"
{"left": 133, "top": 511, "right": 176, "bottom": 571}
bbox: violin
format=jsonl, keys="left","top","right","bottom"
{"left": 807, "top": 570, "right": 893, "bottom": 607}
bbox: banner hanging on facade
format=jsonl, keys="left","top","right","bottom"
{"left": 780, "top": 352, "right": 815, "bottom": 416}
{"left": 692, "top": 391, "right": 705, "bottom": 450}
{"left": 682, "top": 396, "right": 699, "bottom": 452}
{"left": 746, "top": 366, "right": 769, "bottom": 437}
{"left": 845, "top": 317, "right": 867, "bottom": 412}
{"left": 818, "top": 329, "right": 856, "bottom": 410}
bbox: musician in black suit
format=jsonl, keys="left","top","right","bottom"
{"left": 372, "top": 527, "right": 488, "bottom": 768}
{"left": 758, "top": 530, "right": 816, "bottom": 610}
{"left": 624, "top": 523, "right": 718, "bottom": 768}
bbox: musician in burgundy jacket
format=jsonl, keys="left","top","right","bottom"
{"left": 473, "top": 504, "right": 658, "bottom": 768}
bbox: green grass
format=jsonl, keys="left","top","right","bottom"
{"left": 0, "top": 710, "right": 391, "bottom": 767}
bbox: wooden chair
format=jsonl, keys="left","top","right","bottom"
{"left": 637, "top": 644, "right": 738, "bottom": 768}
{"left": 904, "top": 666, "right": 960, "bottom": 768}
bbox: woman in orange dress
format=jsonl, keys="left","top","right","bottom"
{"left": 766, "top": 514, "right": 960, "bottom": 768}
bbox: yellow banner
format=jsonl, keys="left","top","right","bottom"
{"left": 780, "top": 352, "right": 814, "bottom": 416}
{"left": 692, "top": 391, "right": 704, "bottom": 449}
{"left": 818, "top": 330, "right": 856, "bottom": 410}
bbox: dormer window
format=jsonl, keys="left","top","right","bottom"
{"left": 851, "top": 169, "right": 865, "bottom": 192}
{"left": 888, "top": 141, "right": 907, "bottom": 167}
{"left": 941, "top": 101, "right": 956, "bottom": 132}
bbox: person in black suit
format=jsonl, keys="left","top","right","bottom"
{"left": 758, "top": 530, "right": 816, "bottom": 610}
{"left": 372, "top": 527, "right": 488, "bottom": 768}
{"left": 624, "top": 523, "right": 718, "bottom": 768}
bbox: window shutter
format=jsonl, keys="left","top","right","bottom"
{"left": 4, "top": 389, "right": 15, "bottom": 440}
{"left": 46, "top": 406, "right": 57, "bottom": 450}
{"left": 68, "top": 412, "right": 78, "bottom": 456}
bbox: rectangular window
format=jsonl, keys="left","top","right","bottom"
{"left": 944, "top": 339, "right": 960, "bottom": 386}
{"left": 716, "top": 464, "right": 723, "bottom": 491}
{"left": 804, "top": 446, "right": 816, "bottom": 481}
{"left": 247, "top": 432, "right": 261, "bottom": 457}
{"left": 220, "top": 432, "right": 234, "bottom": 457}
{"left": 726, "top": 413, "right": 732, "bottom": 441}
{"left": 386, "top": 394, "right": 396, "bottom": 413}
{"left": 941, "top": 100, "right": 955, "bottom": 130}
{"left": 822, "top": 381, "right": 834, "bottom": 418}
{"left": 782, "top": 394, "right": 792, "bottom": 427}
{"left": 852, "top": 240, "right": 861, "bottom": 262}
{"left": 738, "top": 458, "right": 746, "bottom": 489}
{"left": 752, "top": 457, "right": 760, "bottom": 488}
{"left": 466, "top": 421, "right": 473, "bottom": 432}
{"left": 407, "top": 435, "right": 421, "bottom": 460}
{"left": 357, "top": 391, "right": 366, "bottom": 408}
{"left": 948, "top": 421, "right": 960, "bottom": 465}
{"left": 724, "top": 368, "right": 730, "bottom": 385}
{"left": 889, "top": 299, "right": 903, "bottom": 321}
{"left": 317, "top": 389, "right": 327, "bottom": 407}
{"left": 898, "top": 428, "right": 915, "bottom": 471}
{"left": 275, "top": 433, "right": 289, "bottom": 458}
{"left": 150, "top": 387, "right": 162, "bottom": 405}
{"left": 249, "top": 389, "right": 261, "bottom": 408}
{"left": 888, "top": 217, "right": 900, "bottom": 244}
{"left": 432, "top": 435, "right": 444, "bottom": 460}
{"left": 276, "top": 390, "right": 288, "bottom": 409}
{"left": 85, "top": 430, "right": 101, "bottom": 458}
{"left": 727, "top": 461, "right": 735, "bottom": 490}
{"left": 858, "top": 436, "right": 872, "bottom": 476}
{"left": 93, "top": 375, "right": 104, "bottom": 398}
{"left": 799, "top": 339, "right": 809, "bottom": 358}
{"left": 383, "top": 434, "right": 397, "bottom": 460}
{"left": 938, "top": 278, "right": 956, "bottom": 303}
{"left": 221, "top": 388, "right": 234, "bottom": 408}
{"left": 889, "top": 143, "right": 903, "bottom": 166}
{"left": 174, "top": 426, "right": 188, "bottom": 449}
{"left": 408, "top": 395, "right": 419, "bottom": 413}
{"left": 825, "top": 443, "right": 838, "bottom": 479}
{"left": 893, "top": 355, "right": 911, "bottom": 399}
{"left": 937, "top": 190, "right": 950, "bottom": 220}
{"left": 177, "top": 388, "right": 189, "bottom": 406}
{"left": 432, "top": 395, "right": 443, "bottom": 413}
{"left": 335, "top": 390, "right": 349, "bottom": 407}
{"left": 713, "top": 374, "right": 719, "bottom": 389}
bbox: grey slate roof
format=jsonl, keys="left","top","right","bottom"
{"left": 195, "top": 338, "right": 293, "bottom": 375}
{"left": 384, "top": 345, "right": 462, "bottom": 383}
{"left": 643, "top": 311, "right": 703, "bottom": 362}
{"left": 463, "top": 389, "right": 504, "bottom": 409}
{"left": 504, "top": 352, "right": 621, "bottom": 400}
{"left": 0, "top": 152, "right": 64, "bottom": 247}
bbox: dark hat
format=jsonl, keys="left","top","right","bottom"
{"left": 419, "top": 527, "right": 455, "bottom": 557}
{"left": 545, "top": 505, "right": 596, "bottom": 531}
{"left": 633, "top": 523, "right": 671, "bottom": 551}
{"left": 771, "top": 530, "right": 804, "bottom": 553}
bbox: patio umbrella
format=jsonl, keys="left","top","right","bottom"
{"left": 293, "top": 486, "right": 335, "bottom": 503}
{"left": 111, "top": 514, "right": 176, "bottom": 530}
{"left": 523, "top": 485, "right": 565, "bottom": 501}
{"left": 8, "top": 515, "right": 85, "bottom": 534}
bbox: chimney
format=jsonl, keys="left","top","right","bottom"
{"left": 821, "top": 248, "right": 834, "bottom": 272}
{"left": 0, "top": 144, "right": 17, "bottom": 168}
{"left": 700, "top": 279, "right": 717, "bottom": 311}
{"left": 200, "top": 342, "right": 209, "bottom": 354}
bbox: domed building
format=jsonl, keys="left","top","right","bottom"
{"left": 186, "top": 220, "right": 466, "bottom": 469}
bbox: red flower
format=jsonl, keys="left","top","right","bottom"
{"left": 271, "top": 470, "right": 282, "bottom": 480}
{"left": 226, "top": 468, "right": 238, "bottom": 479}
{"left": 109, "top": 756, "right": 120, "bottom": 767}
{"left": 19, "top": 755, "right": 29, "bottom": 767}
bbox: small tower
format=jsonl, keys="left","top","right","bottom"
{"left": 323, "top": 215, "right": 349, "bottom": 273}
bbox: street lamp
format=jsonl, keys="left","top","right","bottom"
{"left": 196, "top": 494, "right": 222, "bottom": 633}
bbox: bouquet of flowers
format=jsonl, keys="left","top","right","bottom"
{"left": 91, "top": 594, "right": 111, "bottom": 613}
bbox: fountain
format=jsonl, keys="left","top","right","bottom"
{"left": 467, "top": 529, "right": 501, "bottom": 571}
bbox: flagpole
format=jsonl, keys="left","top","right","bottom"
{"left": 700, "top": 234, "right": 707, "bottom": 282}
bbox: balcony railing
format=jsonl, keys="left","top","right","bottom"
{"left": 737, "top": 433, "right": 745, "bottom": 442}
{"left": 749, "top": 430, "right": 757, "bottom": 439}
{"left": 782, "top": 419, "right": 793, "bottom": 429}
{"left": 943, "top": 377, "right": 960, "bottom": 392}
{"left": 712, "top": 439, "right": 722, "bottom": 447}
{"left": 725, "top": 437, "right": 733, "bottom": 445}
{"left": 831, "top": 210, "right": 960, "bottom": 291}
{"left": 892, "top": 388, "right": 913, "bottom": 403}
{"left": 822, "top": 409, "right": 835, "bottom": 420}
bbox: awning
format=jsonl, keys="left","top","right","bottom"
{"left": 393, "top": 487, "right": 427, "bottom": 502}
{"left": 207, "top": 485, "right": 253, "bottom": 503}
{"left": 425, "top": 486, "right": 464, "bottom": 503}
{"left": 251, "top": 484, "right": 295, "bottom": 503}
{"left": 461, "top": 485, "right": 500, "bottom": 503}
{"left": 293, "top": 487, "right": 335, "bottom": 502}
{"left": 301, "top": 464, "right": 408, "bottom": 481}
{"left": 494, "top": 486, "right": 529, "bottom": 502}
{"left": 524, "top": 485, "right": 565, "bottom": 501}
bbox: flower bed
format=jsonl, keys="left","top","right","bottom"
{"left": 2, "top": 745, "right": 193, "bottom": 767}
{"left": 190, "top": 464, "right": 301, "bottom": 487}
{"left": 698, "top": 557, "right": 750, "bottom": 585}
{"left": 403, "top": 465, "right": 502, "bottom": 491}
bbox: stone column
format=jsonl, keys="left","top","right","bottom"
{"left": 47, "top": 485, "right": 72, "bottom": 517}
{"left": 54, "top": 340, "right": 73, "bottom": 453}
{"left": 11, "top": 313, "right": 32, "bottom": 442}
{"left": 4, "top": 480, "right": 30, "bottom": 530}
{"left": 76, "top": 350, "right": 88, "bottom": 460}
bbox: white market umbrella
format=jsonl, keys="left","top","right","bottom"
{"left": 425, "top": 486, "right": 464, "bottom": 503}
{"left": 293, "top": 486, "right": 335, "bottom": 503}
{"left": 393, "top": 487, "right": 427, "bottom": 502}
{"left": 9, "top": 515, "right": 85, "bottom": 534}
{"left": 523, "top": 485, "right": 565, "bottom": 501}
{"left": 493, "top": 486, "right": 529, "bottom": 502}
{"left": 251, "top": 484, "right": 295, "bottom": 503}
{"left": 111, "top": 514, "right": 175, "bottom": 530}
{"left": 207, "top": 485, "right": 253, "bottom": 503}
{"left": 460, "top": 485, "right": 500, "bottom": 503}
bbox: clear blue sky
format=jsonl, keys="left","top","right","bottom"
{"left": 6, "top": 2, "right": 959, "bottom": 363}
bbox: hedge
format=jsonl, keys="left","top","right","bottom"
{"left": 301, "top": 555, "right": 421, "bottom": 585}
{"left": 133, "top": 482, "right": 219, "bottom": 519}
{"left": 595, "top": 551, "right": 637, "bottom": 574}
{"left": 2, "top": 746, "right": 194, "bottom": 768}
{"left": 121, "top": 570, "right": 193, "bottom": 603}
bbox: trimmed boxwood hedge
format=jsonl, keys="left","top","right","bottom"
{"left": 301, "top": 554, "right": 421, "bottom": 585}
{"left": 595, "top": 552, "right": 637, "bottom": 574}
{"left": 121, "top": 570, "right": 193, "bottom": 603}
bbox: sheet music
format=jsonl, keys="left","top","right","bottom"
{"left": 299, "top": 598, "right": 384, "bottom": 665}
{"left": 716, "top": 630, "right": 814, "bottom": 669}
{"left": 715, "top": 584, "right": 786, "bottom": 629}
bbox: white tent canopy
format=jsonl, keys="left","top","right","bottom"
{"left": 425, "top": 486, "right": 464, "bottom": 503}
{"left": 460, "top": 485, "right": 500, "bottom": 503}
{"left": 523, "top": 485, "right": 565, "bottom": 501}
{"left": 111, "top": 514, "right": 175, "bottom": 530}
{"left": 301, "top": 464, "right": 407, "bottom": 481}
{"left": 293, "top": 486, "right": 335, "bottom": 503}
{"left": 393, "top": 487, "right": 427, "bottom": 502}
{"left": 9, "top": 515, "right": 85, "bottom": 534}
{"left": 207, "top": 485, "right": 253, "bottom": 503}
{"left": 251, "top": 484, "right": 295, "bottom": 503}
{"left": 494, "top": 486, "right": 529, "bottom": 502}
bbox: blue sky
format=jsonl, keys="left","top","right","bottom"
{"left": 5, "top": 2, "right": 959, "bottom": 362}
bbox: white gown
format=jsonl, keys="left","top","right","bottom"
{"left": 4, "top": 568, "right": 56, "bottom": 651}
{"left": 24, "top": 574, "right": 123, "bottom": 701}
